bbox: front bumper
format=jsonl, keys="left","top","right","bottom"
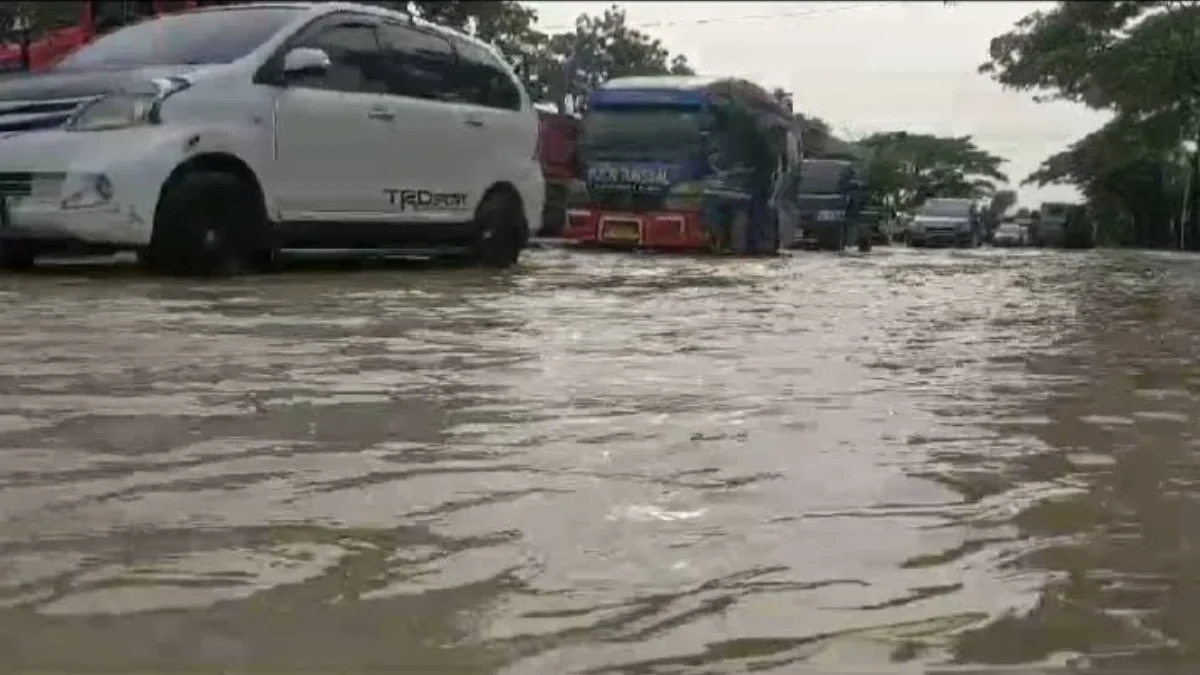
{"left": 0, "top": 128, "right": 186, "bottom": 247}
{"left": 790, "top": 221, "right": 847, "bottom": 249}
{"left": 562, "top": 207, "right": 709, "bottom": 250}
{"left": 909, "top": 229, "right": 972, "bottom": 246}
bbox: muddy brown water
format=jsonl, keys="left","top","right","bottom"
{"left": 0, "top": 245, "right": 1197, "bottom": 674}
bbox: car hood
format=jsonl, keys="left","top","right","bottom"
{"left": 0, "top": 65, "right": 210, "bottom": 102}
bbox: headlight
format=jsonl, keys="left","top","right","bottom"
{"left": 956, "top": 221, "right": 971, "bottom": 231}
{"left": 67, "top": 94, "right": 158, "bottom": 132}
{"left": 66, "top": 77, "right": 190, "bottom": 132}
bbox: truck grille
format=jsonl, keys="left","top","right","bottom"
{"left": 0, "top": 96, "right": 95, "bottom": 133}
{"left": 589, "top": 190, "right": 665, "bottom": 212}
{"left": 0, "top": 172, "right": 32, "bottom": 197}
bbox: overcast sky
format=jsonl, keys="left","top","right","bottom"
{"left": 525, "top": 0, "right": 1109, "bottom": 208}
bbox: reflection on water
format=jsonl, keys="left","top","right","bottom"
{"left": 0, "top": 246, "right": 1195, "bottom": 672}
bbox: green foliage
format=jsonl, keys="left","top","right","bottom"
{"left": 980, "top": 0, "right": 1200, "bottom": 248}
{"left": 856, "top": 132, "right": 1008, "bottom": 212}
{"left": 527, "top": 5, "right": 694, "bottom": 113}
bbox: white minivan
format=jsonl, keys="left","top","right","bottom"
{"left": 0, "top": 2, "right": 544, "bottom": 273}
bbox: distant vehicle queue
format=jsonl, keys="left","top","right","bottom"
{"left": 532, "top": 76, "right": 1093, "bottom": 255}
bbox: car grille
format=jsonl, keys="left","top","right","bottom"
{"left": 0, "top": 96, "right": 95, "bottom": 133}
{"left": 588, "top": 189, "right": 665, "bottom": 212}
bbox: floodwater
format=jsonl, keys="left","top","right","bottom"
{"left": 0, "top": 245, "right": 1197, "bottom": 674}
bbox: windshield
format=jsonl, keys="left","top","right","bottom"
{"left": 581, "top": 106, "right": 709, "bottom": 152}
{"left": 917, "top": 200, "right": 972, "bottom": 218}
{"left": 55, "top": 7, "right": 302, "bottom": 70}
{"left": 797, "top": 160, "right": 852, "bottom": 194}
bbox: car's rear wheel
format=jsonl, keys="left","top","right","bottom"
{"left": 147, "top": 171, "right": 268, "bottom": 277}
{"left": 470, "top": 190, "right": 526, "bottom": 268}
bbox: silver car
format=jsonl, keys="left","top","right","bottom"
{"left": 992, "top": 222, "right": 1028, "bottom": 247}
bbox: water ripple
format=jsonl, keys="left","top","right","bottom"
{"left": 0, "top": 247, "right": 1196, "bottom": 672}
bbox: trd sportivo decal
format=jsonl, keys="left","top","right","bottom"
{"left": 384, "top": 189, "right": 469, "bottom": 212}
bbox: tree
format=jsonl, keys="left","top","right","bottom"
{"left": 980, "top": 1, "right": 1200, "bottom": 248}
{"left": 527, "top": 5, "right": 694, "bottom": 113}
{"left": 856, "top": 132, "right": 1008, "bottom": 212}
{"left": 984, "top": 189, "right": 1018, "bottom": 229}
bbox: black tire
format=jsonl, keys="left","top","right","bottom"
{"left": 0, "top": 241, "right": 36, "bottom": 271}
{"left": 147, "top": 171, "right": 268, "bottom": 277}
{"left": 820, "top": 224, "right": 846, "bottom": 251}
{"left": 470, "top": 191, "right": 525, "bottom": 268}
{"left": 857, "top": 233, "right": 873, "bottom": 252}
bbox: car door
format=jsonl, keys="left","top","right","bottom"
{"left": 444, "top": 39, "right": 532, "bottom": 208}
{"left": 272, "top": 15, "right": 395, "bottom": 228}
{"left": 375, "top": 21, "right": 470, "bottom": 225}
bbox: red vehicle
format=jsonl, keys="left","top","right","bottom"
{"left": 0, "top": 1, "right": 202, "bottom": 74}
{"left": 535, "top": 108, "right": 581, "bottom": 236}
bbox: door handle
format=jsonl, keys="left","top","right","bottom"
{"left": 367, "top": 107, "right": 395, "bottom": 121}
{"left": 464, "top": 117, "right": 484, "bottom": 127}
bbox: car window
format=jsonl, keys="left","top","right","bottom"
{"left": 377, "top": 23, "right": 455, "bottom": 102}
{"left": 293, "top": 22, "right": 388, "bottom": 94}
{"left": 448, "top": 39, "right": 522, "bottom": 111}
{"left": 55, "top": 6, "right": 302, "bottom": 69}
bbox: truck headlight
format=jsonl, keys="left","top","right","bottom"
{"left": 956, "top": 221, "right": 971, "bottom": 232}
{"left": 66, "top": 77, "right": 190, "bottom": 132}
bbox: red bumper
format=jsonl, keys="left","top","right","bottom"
{"left": 561, "top": 208, "right": 711, "bottom": 250}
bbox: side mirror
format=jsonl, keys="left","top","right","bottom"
{"left": 280, "top": 47, "right": 331, "bottom": 79}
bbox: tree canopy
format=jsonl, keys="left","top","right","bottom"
{"left": 980, "top": 1, "right": 1200, "bottom": 247}
{"left": 857, "top": 132, "right": 1008, "bottom": 213}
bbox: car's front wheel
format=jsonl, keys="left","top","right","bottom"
{"left": 146, "top": 170, "right": 267, "bottom": 277}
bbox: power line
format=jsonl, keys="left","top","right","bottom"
{"left": 537, "top": 2, "right": 891, "bottom": 34}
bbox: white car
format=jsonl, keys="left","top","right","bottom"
{"left": 0, "top": 2, "right": 543, "bottom": 273}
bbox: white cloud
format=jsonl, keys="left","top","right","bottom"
{"left": 525, "top": 0, "right": 1111, "bottom": 208}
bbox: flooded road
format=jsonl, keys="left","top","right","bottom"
{"left": 0, "top": 245, "right": 1197, "bottom": 673}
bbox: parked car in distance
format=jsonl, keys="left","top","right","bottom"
{"left": 0, "top": 1, "right": 544, "bottom": 273}
{"left": 907, "top": 198, "right": 982, "bottom": 248}
{"left": 992, "top": 221, "right": 1027, "bottom": 247}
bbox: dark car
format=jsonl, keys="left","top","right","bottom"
{"left": 788, "top": 159, "right": 872, "bottom": 252}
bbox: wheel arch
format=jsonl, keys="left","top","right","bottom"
{"left": 477, "top": 181, "right": 527, "bottom": 233}
{"left": 156, "top": 152, "right": 268, "bottom": 225}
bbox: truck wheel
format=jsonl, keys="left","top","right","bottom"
{"left": 147, "top": 171, "right": 265, "bottom": 277}
{"left": 0, "top": 241, "right": 37, "bottom": 271}
{"left": 822, "top": 225, "right": 846, "bottom": 251}
{"left": 470, "top": 191, "right": 525, "bottom": 268}
{"left": 857, "top": 233, "right": 873, "bottom": 252}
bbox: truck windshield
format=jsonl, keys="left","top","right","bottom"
{"left": 582, "top": 106, "right": 709, "bottom": 152}
{"left": 54, "top": 7, "right": 301, "bottom": 70}
{"left": 917, "top": 201, "right": 972, "bottom": 218}
{"left": 798, "top": 161, "right": 852, "bottom": 194}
